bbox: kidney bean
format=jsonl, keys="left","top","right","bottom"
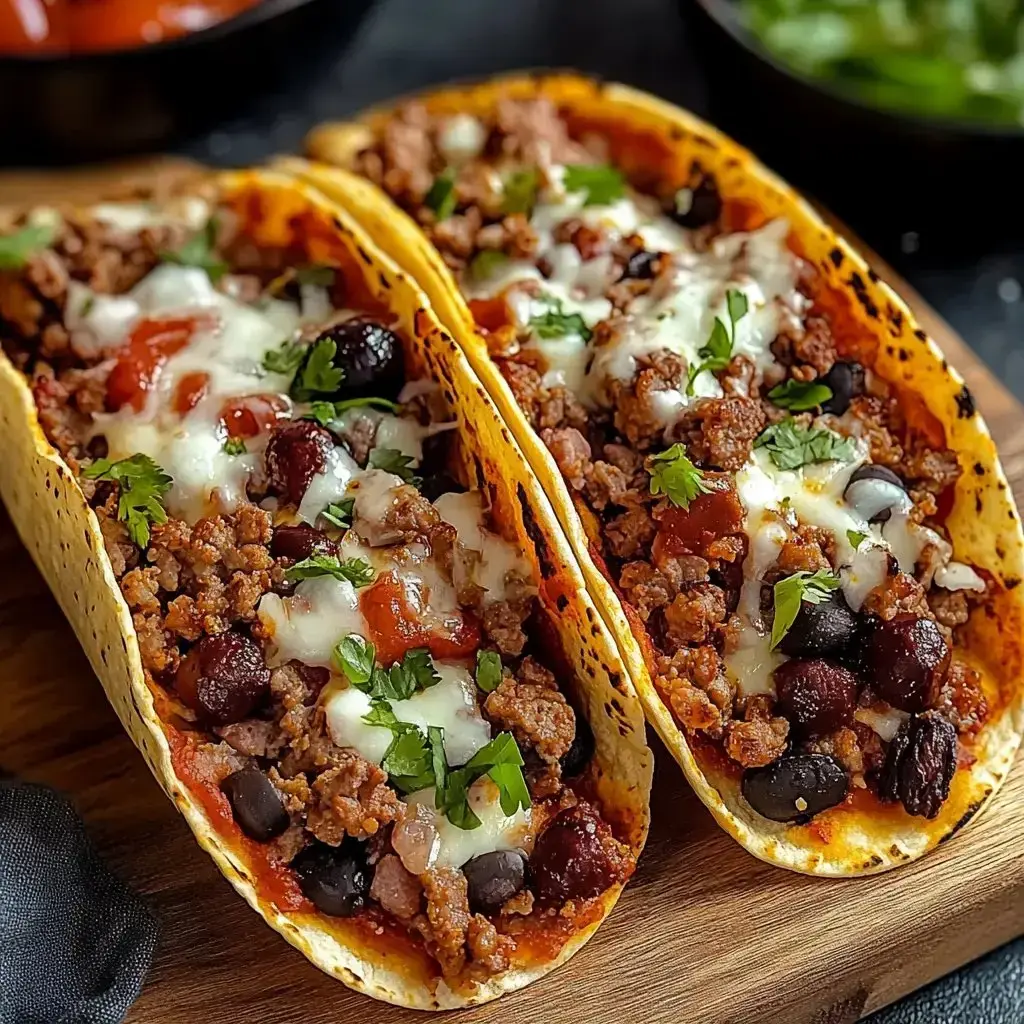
{"left": 174, "top": 631, "right": 270, "bottom": 725}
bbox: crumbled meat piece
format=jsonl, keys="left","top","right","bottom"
{"left": 369, "top": 854, "right": 423, "bottom": 920}
{"left": 618, "top": 562, "right": 674, "bottom": 622}
{"left": 604, "top": 506, "right": 657, "bottom": 559}
{"left": 95, "top": 495, "right": 137, "bottom": 577}
{"left": 652, "top": 551, "right": 712, "bottom": 590}
{"left": 537, "top": 384, "right": 589, "bottom": 432}
{"left": 805, "top": 726, "right": 865, "bottom": 785}
{"left": 721, "top": 354, "right": 760, "bottom": 397}
{"left": 936, "top": 661, "right": 988, "bottom": 735}
{"left": 542, "top": 426, "right": 592, "bottom": 490}
{"left": 928, "top": 589, "right": 970, "bottom": 630}
{"left": 774, "top": 535, "right": 831, "bottom": 576}
{"left": 0, "top": 273, "right": 44, "bottom": 337}
{"left": 610, "top": 350, "right": 688, "bottom": 448}
{"left": 602, "top": 443, "right": 643, "bottom": 478}
{"left": 676, "top": 396, "right": 766, "bottom": 471}
{"left": 419, "top": 867, "right": 471, "bottom": 978}
{"left": 480, "top": 595, "right": 533, "bottom": 657}
{"left": 356, "top": 482, "right": 441, "bottom": 547}
{"left": 216, "top": 718, "right": 286, "bottom": 759}
{"left": 32, "top": 369, "right": 91, "bottom": 459}
{"left": 663, "top": 583, "right": 727, "bottom": 647}
{"left": 845, "top": 396, "right": 904, "bottom": 467}
{"left": 484, "top": 656, "right": 575, "bottom": 763}
{"left": 655, "top": 645, "right": 731, "bottom": 734}
{"left": 584, "top": 460, "right": 633, "bottom": 512}
{"left": 904, "top": 448, "right": 962, "bottom": 495}
{"left": 268, "top": 767, "right": 310, "bottom": 817}
{"left": 188, "top": 740, "right": 249, "bottom": 787}
{"left": 475, "top": 214, "right": 538, "bottom": 259}
{"left": 267, "top": 825, "right": 307, "bottom": 865}
{"left": 724, "top": 695, "right": 789, "bottom": 768}
{"left": 25, "top": 249, "right": 69, "bottom": 303}
{"left": 499, "top": 360, "right": 545, "bottom": 428}
{"left": 466, "top": 915, "right": 515, "bottom": 977}
{"left": 862, "top": 572, "right": 931, "bottom": 621}
{"left": 269, "top": 663, "right": 317, "bottom": 711}
{"left": 501, "top": 890, "right": 535, "bottom": 916}
{"left": 356, "top": 103, "right": 435, "bottom": 206}
{"left": 553, "top": 218, "right": 609, "bottom": 261}
{"left": 771, "top": 316, "right": 836, "bottom": 377}
{"left": 337, "top": 412, "right": 378, "bottom": 466}
{"left": 306, "top": 752, "right": 406, "bottom": 842}
{"left": 494, "top": 98, "right": 586, "bottom": 166}
{"left": 431, "top": 208, "right": 484, "bottom": 267}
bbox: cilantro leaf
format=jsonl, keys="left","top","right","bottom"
{"left": 304, "top": 400, "right": 337, "bottom": 427}
{"left": 754, "top": 418, "right": 856, "bottom": 471}
{"left": 362, "top": 697, "right": 400, "bottom": 730}
{"left": 302, "top": 395, "right": 401, "bottom": 427}
{"left": 291, "top": 337, "right": 345, "bottom": 401}
{"left": 529, "top": 293, "right": 593, "bottom": 342}
{"left": 262, "top": 339, "right": 306, "bottom": 376}
{"left": 284, "top": 554, "right": 375, "bottom": 587}
{"left": 686, "top": 288, "right": 749, "bottom": 395}
{"left": 466, "top": 733, "right": 530, "bottom": 817}
{"left": 475, "top": 650, "right": 503, "bottom": 693}
{"left": 333, "top": 633, "right": 375, "bottom": 688}
{"left": 426, "top": 169, "right": 457, "bottom": 221}
{"left": 469, "top": 249, "right": 509, "bottom": 281}
{"left": 373, "top": 648, "right": 440, "bottom": 701}
{"left": 222, "top": 437, "right": 246, "bottom": 456}
{"left": 438, "top": 768, "right": 481, "bottom": 829}
{"left": 767, "top": 379, "right": 833, "bottom": 412}
{"left": 647, "top": 444, "right": 711, "bottom": 509}
{"left": 563, "top": 164, "right": 626, "bottom": 207}
{"left": 382, "top": 726, "right": 434, "bottom": 788}
{"left": 770, "top": 570, "right": 842, "bottom": 649}
{"left": 160, "top": 218, "right": 227, "bottom": 283}
{"left": 501, "top": 169, "right": 539, "bottom": 214}
{"left": 0, "top": 223, "right": 56, "bottom": 270}
{"left": 368, "top": 447, "right": 420, "bottom": 485}
{"left": 428, "top": 726, "right": 447, "bottom": 796}
{"left": 82, "top": 453, "right": 172, "bottom": 549}
{"left": 320, "top": 497, "right": 355, "bottom": 530}
{"left": 847, "top": 529, "right": 868, "bottom": 550}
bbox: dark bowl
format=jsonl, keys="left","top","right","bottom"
{"left": 0, "top": 0, "right": 375, "bottom": 166}
{"left": 683, "top": 0, "right": 1024, "bottom": 255}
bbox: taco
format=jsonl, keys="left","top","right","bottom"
{"left": 297, "top": 72, "right": 1024, "bottom": 875}
{"left": 0, "top": 168, "right": 651, "bottom": 1006}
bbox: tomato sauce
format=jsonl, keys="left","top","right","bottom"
{"left": 360, "top": 570, "right": 481, "bottom": 666}
{"left": 652, "top": 483, "right": 745, "bottom": 560}
{"left": 220, "top": 393, "right": 290, "bottom": 438}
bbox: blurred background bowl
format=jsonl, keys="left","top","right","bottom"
{"left": 0, "top": 0, "right": 375, "bottom": 166}
{"left": 684, "top": 0, "right": 1024, "bottom": 257}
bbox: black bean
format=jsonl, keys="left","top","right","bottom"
{"left": 621, "top": 250, "right": 659, "bottom": 280}
{"left": 670, "top": 175, "right": 722, "bottom": 229}
{"left": 844, "top": 464, "right": 908, "bottom": 523}
{"left": 866, "top": 614, "right": 949, "bottom": 712}
{"left": 742, "top": 754, "right": 849, "bottom": 822}
{"left": 777, "top": 594, "right": 858, "bottom": 660}
{"left": 221, "top": 767, "right": 289, "bottom": 842}
{"left": 774, "top": 658, "right": 858, "bottom": 738}
{"left": 464, "top": 850, "right": 526, "bottom": 914}
{"left": 878, "top": 713, "right": 957, "bottom": 819}
{"left": 271, "top": 523, "right": 337, "bottom": 561}
{"left": 310, "top": 318, "right": 404, "bottom": 400}
{"left": 820, "top": 361, "right": 865, "bottom": 416}
{"left": 174, "top": 632, "right": 270, "bottom": 725}
{"left": 559, "top": 714, "right": 594, "bottom": 778}
{"left": 265, "top": 420, "right": 334, "bottom": 507}
{"left": 293, "top": 839, "right": 371, "bottom": 917}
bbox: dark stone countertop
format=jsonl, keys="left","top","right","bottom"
{"left": 178, "top": 0, "right": 1024, "bottom": 1019}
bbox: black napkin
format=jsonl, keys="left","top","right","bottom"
{"left": 0, "top": 777, "right": 159, "bottom": 1024}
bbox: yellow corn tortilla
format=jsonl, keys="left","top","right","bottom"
{"left": 294, "top": 72, "right": 1024, "bottom": 876}
{"left": 0, "top": 167, "right": 652, "bottom": 1006}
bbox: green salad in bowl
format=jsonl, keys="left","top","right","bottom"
{"left": 742, "top": 0, "right": 1024, "bottom": 126}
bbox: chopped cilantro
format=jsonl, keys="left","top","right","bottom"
{"left": 475, "top": 650, "right": 503, "bottom": 693}
{"left": 320, "top": 497, "right": 355, "bottom": 530}
{"left": 369, "top": 447, "right": 420, "bottom": 485}
{"left": 362, "top": 697, "right": 400, "bottom": 731}
{"left": 686, "top": 288, "right": 749, "bottom": 395}
{"left": 0, "top": 223, "right": 56, "bottom": 270}
{"left": 468, "top": 249, "right": 509, "bottom": 281}
{"left": 465, "top": 733, "right": 530, "bottom": 817}
{"left": 333, "top": 633, "right": 375, "bottom": 687}
{"left": 222, "top": 437, "right": 246, "bottom": 456}
{"left": 262, "top": 340, "right": 306, "bottom": 376}
{"left": 847, "top": 529, "right": 869, "bottom": 550}
{"left": 372, "top": 648, "right": 441, "bottom": 701}
{"left": 771, "top": 570, "right": 842, "bottom": 649}
{"left": 160, "top": 217, "right": 227, "bottom": 282}
{"left": 563, "top": 164, "right": 626, "bottom": 207}
{"left": 754, "top": 418, "right": 856, "bottom": 470}
{"left": 82, "top": 453, "right": 171, "bottom": 549}
{"left": 304, "top": 400, "right": 338, "bottom": 427}
{"left": 501, "top": 168, "right": 540, "bottom": 214}
{"left": 425, "top": 169, "right": 457, "bottom": 221}
{"left": 290, "top": 337, "right": 345, "bottom": 401}
{"left": 284, "top": 554, "right": 374, "bottom": 587}
{"left": 382, "top": 724, "right": 435, "bottom": 792}
{"left": 647, "top": 444, "right": 711, "bottom": 510}
{"left": 303, "top": 396, "right": 401, "bottom": 427}
{"left": 528, "top": 293, "right": 593, "bottom": 342}
{"left": 767, "top": 379, "right": 833, "bottom": 412}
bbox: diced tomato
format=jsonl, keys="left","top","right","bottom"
{"left": 220, "top": 394, "right": 290, "bottom": 440}
{"left": 106, "top": 315, "right": 211, "bottom": 413}
{"left": 173, "top": 372, "right": 210, "bottom": 414}
{"left": 468, "top": 295, "right": 514, "bottom": 333}
{"left": 653, "top": 483, "right": 745, "bottom": 560}
{"left": 360, "top": 570, "right": 480, "bottom": 666}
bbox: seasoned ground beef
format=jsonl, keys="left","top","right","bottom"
{"left": 307, "top": 756, "right": 406, "bottom": 842}
{"left": 370, "top": 854, "right": 422, "bottom": 919}
{"left": 675, "top": 395, "right": 766, "bottom": 473}
{"left": 724, "top": 695, "right": 789, "bottom": 768}
{"left": 420, "top": 866, "right": 472, "bottom": 977}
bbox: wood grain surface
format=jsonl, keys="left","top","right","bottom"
{"left": 2, "top": 166, "right": 1024, "bottom": 1024}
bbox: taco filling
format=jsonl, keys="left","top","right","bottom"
{"left": 0, "top": 192, "right": 635, "bottom": 983}
{"left": 350, "top": 99, "right": 993, "bottom": 826}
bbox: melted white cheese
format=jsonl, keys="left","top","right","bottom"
{"left": 90, "top": 197, "right": 210, "bottom": 233}
{"left": 433, "top": 491, "right": 531, "bottom": 602}
{"left": 437, "top": 114, "right": 488, "bottom": 164}
{"left": 257, "top": 575, "right": 368, "bottom": 668}
{"left": 855, "top": 705, "right": 910, "bottom": 742}
{"left": 323, "top": 662, "right": 491, "bottom": 767}
{"left": 725, "top": 629, "right": 787, "bottom": 698}
{"left": 405, "top": 778, "right": 531, "bottom": 868}
{"left": 298, "top": 446, "right": 360, "bottom": 525}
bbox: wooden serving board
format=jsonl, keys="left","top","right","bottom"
{"left": 2, "top": 165, "right": 1024, "bottom": 1024}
